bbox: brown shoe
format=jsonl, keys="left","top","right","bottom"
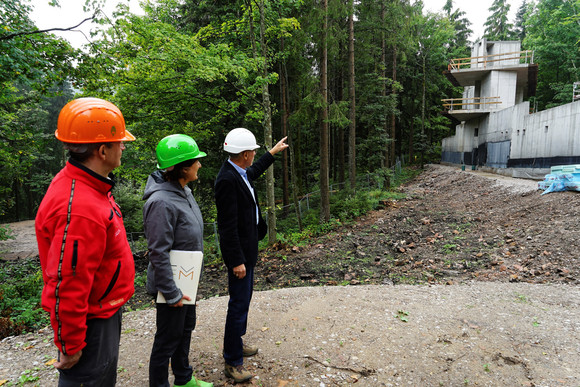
{"left": 224, "top": 364, "right": 253, "bottom": 383}
{"left": 242, "top": 344, "right": 258, "bottom": 357}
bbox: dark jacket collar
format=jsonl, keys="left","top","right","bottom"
{"left": 68, "top": 158, "right": 115, "bottom": 192}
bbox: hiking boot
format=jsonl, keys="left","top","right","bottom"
{"left": 174, "top": 376, "right": 213, "bottom": 387}
{"left": 242, "top": 344, "right": 259, "bottom": 357}
{"left": 224, "top": 364, "right": 253, "bottom": 383}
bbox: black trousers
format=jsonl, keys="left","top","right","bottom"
{"left": 58, "top": 308, "right": 123, "bottom": 387}
{"left": 223, "top": 266, "right": 254, "bottom": 366}
{"left": 149, "top": 303, "right": 196, "bottom": 387}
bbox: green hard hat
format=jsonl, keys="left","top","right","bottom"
{"left": 156, "top": 134, "right": 207, "bottom": 169}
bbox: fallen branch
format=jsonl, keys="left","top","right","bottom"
{"left": 303, "top": 355, "right": 375, "bottom": 377}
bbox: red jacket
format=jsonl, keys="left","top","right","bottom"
{"left": 35, "top": 160, "right": 135, "bottom": 355}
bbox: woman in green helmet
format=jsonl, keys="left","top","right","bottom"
{"left": 143, "top": 134, "right": 213, "bottom": 387}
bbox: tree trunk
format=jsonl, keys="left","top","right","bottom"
{"left": 408, "top": 115, "right": 415, "bottom": 162}
{"left": 259, "top": 1, "right": 277, "bottom": 244}
{"left": 421, "top": 53, "right": 426, "bottom": 166}
{"left": 381, "top": 2, "right": 388, "bottom": 168}
{"left": 249, "top": 0, "right": 277, "bottom": 244}
{"left": 279, "top": 37, "right": 290, "bottom": 211}
{"left": 348, "top": 0, "right": 356, "bottom": 190}
{"left": 390, "top": 45, "right": 397, "bottom": 168}
{"left": 337, "top": 76, "right": 345, "bottom": 185}
{"left": 288, "top": 131, "right": 303, "bottom": 231}
{"left": 320, "top": 0, "right": 330, "bottom": 222}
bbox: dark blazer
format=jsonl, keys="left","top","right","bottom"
{"left": 214, "top": 152, "right": 275, "bottom": 269}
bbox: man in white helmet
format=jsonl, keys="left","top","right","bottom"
{"left": 214, "top": 128, "right": 288, "bottom": 383}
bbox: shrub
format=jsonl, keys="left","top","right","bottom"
{"left": 0, "top": 258, "right": 48, "bottom": 338}
{"left": 113, "top": 181, "right": 145, "bottom": 234}
{"left": 330, "top": 190, "right": 375, "bottom": 221}
{"left": 0, "top": 224, "right": 14, "bottom": 241}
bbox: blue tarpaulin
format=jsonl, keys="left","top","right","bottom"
{"left": 538, "top": 165, "right": 580, "bottom": 195}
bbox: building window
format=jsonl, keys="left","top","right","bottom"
{"left": 545, "top": 125, "right": 549, "bottom": 133}
{"left": 474, "top": 128, "right": 479, "bottom": 137}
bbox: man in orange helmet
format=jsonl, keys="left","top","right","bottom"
{"left": 35, "top": 97, "right": 136, "bottom": 386}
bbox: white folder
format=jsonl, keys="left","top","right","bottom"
{"left": 156, "top": 250, "right": 203, "bottom": 305}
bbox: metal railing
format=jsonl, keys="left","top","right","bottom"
{"left": 441, "top": 96, "right": 502, "bottom": 112}
{"left": 448, "top": 50, "right": 534, "bottom": 71}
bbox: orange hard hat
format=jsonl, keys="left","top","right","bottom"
{"left": 55, "top": 97, "right": 135, "bottom": 143}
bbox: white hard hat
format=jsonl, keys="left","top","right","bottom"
{"left": 223, "top": 128, "right": 260, "bottom": 153}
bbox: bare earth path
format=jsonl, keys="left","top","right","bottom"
{"left": 1, "top": 165, "right": 579, "bottom": 386}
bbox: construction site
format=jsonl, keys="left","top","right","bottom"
{"left": 441, "top": 39, "right": 580, "bottom": 180}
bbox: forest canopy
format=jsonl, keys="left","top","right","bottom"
{"left": 1, "top": 0, "right": 578, "bottom": 234}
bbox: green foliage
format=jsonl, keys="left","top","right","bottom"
{"left": 0, "top": 258, "right": 48, "bottom": 338}
{"left": 134, "top": 272, "right": 147, "bottom": 288}
{"left": 0, "top": 1, "right": 76, "bottom": 221}
{"left": 484, "top": 0, "right": 516, "bottom": 40}
{"left": 443, "top": 1, "right": 473, "bottom": 50}
{"left": 0, "top": 1, "right": 76, "bottom": 96}
{"left": 513, "top": 0, "right": 531, "bottom": 41}
{"left": 0, "top": 224, "right": 14, "bottom": 241}
{"left": 392, "top": 166, "right": 423, "bottom": 186}
{"left": 4, "top": 0, "right": 577, "bottom": 234}
{"left": 112, "top": 181, "right": 145, "bottom": 235}
{"left": 395, "top": 309, "right": 409, "bottom": 322}
{"left": 523, "top": 0, "right": 580, "bottom": 110}
{"left": 0, "top": 85, "right": 72, "bottom": 221}
{"left": 273, "top": 167, "right": 416, "bottom": 246}
{"left": 331, "top": 190, "right": 375, "bottom": 222}
{"left": 17, "top": 368, "right": 41, "bottom": 384}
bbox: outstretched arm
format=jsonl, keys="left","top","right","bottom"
{"left": 268, "top": 137, "right": 289, "bottom": 156}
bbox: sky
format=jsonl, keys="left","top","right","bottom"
{"left": 30, "top": 0, "right": 144, "bottom": 50}
{"left": 420, "top": 0, "right": 523, "bottom": 40}
{"left": 29, "top": 0, "right": 523, "bottom": 50}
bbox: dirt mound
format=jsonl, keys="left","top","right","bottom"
{"left": 1, "top": 164, "right": 580, "bottom": 386}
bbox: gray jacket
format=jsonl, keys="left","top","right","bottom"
{"left": 143, "top": 170, "right": 204, "bottom": 304}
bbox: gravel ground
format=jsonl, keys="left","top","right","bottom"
{"left": 1, "top": 283, "right": 579, "bottom": 386}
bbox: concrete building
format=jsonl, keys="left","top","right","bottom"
{"left": 440, "top": 39, "right": 580, "bottom": 179}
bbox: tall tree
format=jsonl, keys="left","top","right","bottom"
{"left": 353, "top": 0, "right": 407, "bottom": 171}
{"left": 524, "top": 0, "right": 580, "bottom": 109}
{"left": 279, "top": 37, "right": 290, "bottom": 210}
{"left": 484, "top": 0, "right": 515, "bottom": 40}
{"left": 403, "top": 7, "right": 455, "bottom": 165}
{"left": 514, "top": 0, "right": 530, "bottom": 41}
{"left": 249, "top": 0, "right": 277, "bottom": 244}
{"left": 320, "top": 0, "right": 330, "bottom": 222}
{"left": 348, "top": 0, "right": 356, "bottom": 189}
{"left": 443, "top": 0, "right": 473, "bottom": 50}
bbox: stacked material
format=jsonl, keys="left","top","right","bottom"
{"left": 538, "top": 165, "right": 580, "bottom": 194}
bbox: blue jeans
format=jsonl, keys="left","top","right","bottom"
{"left": 223, "top": 266, "right": 254, "bottom": 366}
{"left": 149, "top": 303, "right": 196, "bottom": 387}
